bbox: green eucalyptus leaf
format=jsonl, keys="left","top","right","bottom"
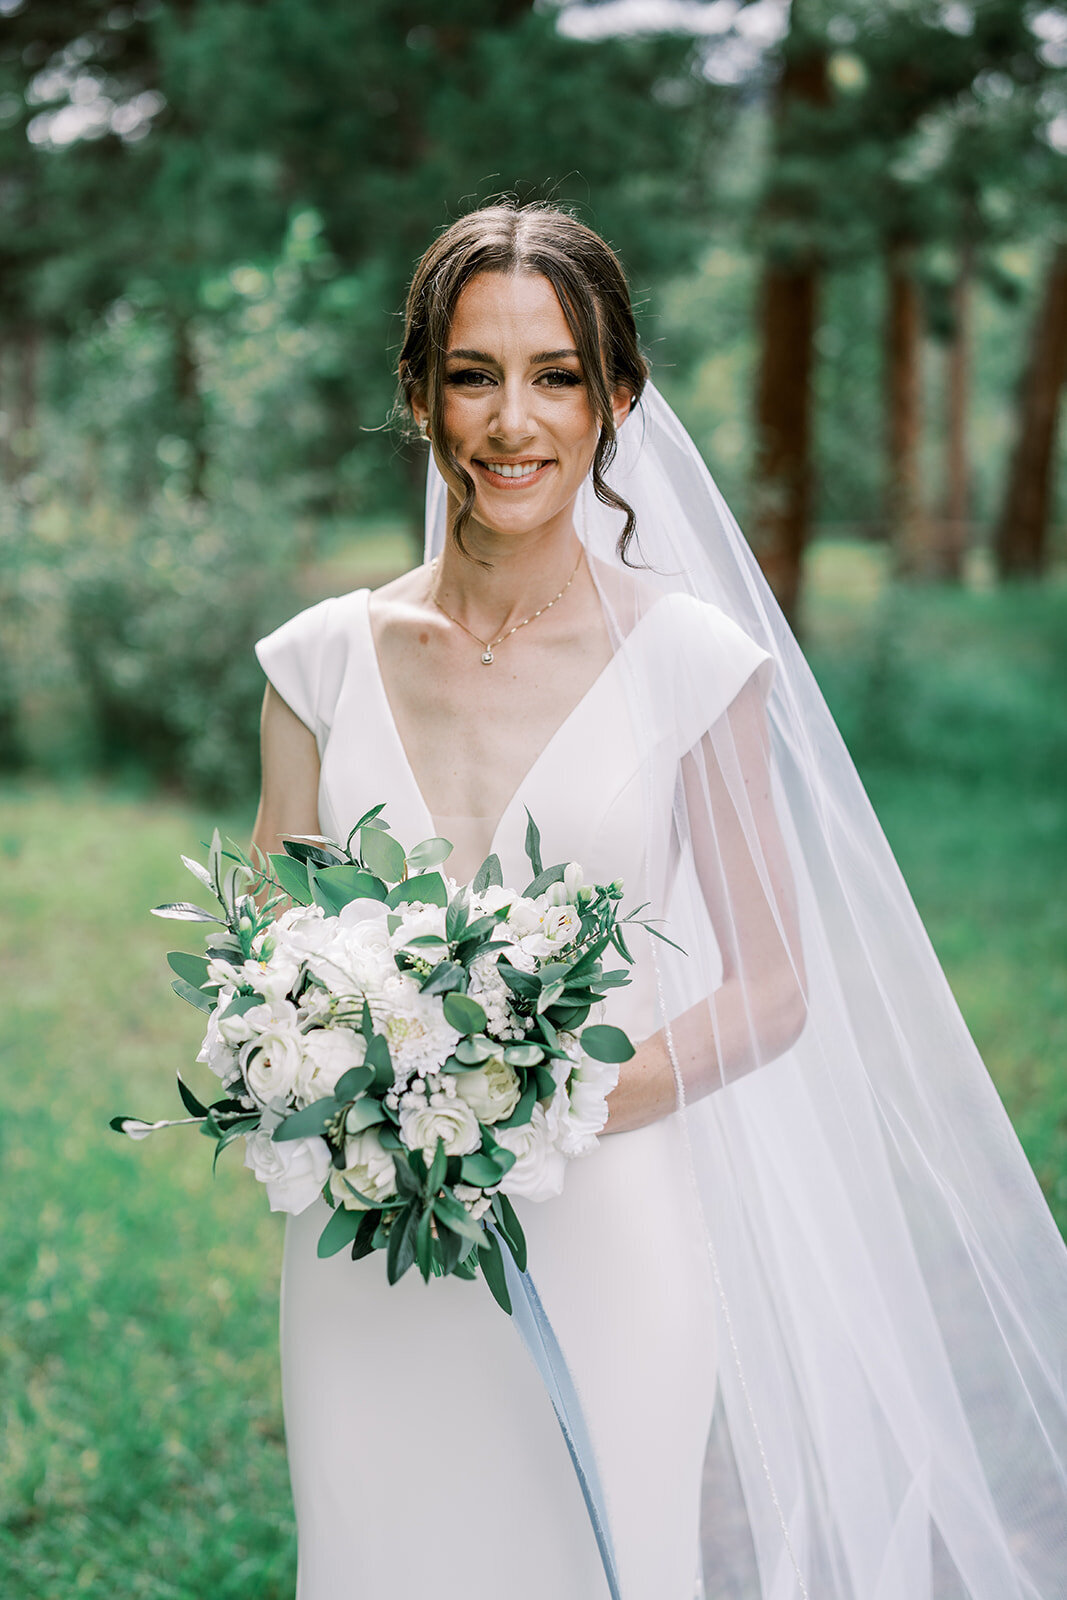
{"left": 283, "top": 836, "right": 347, "bottom": 868}
{"left": 176, "top": 1075, "right": 208, "bottom": 1118}
{"left": 167, "top": 951, "right": 213, "bottom": 989}
{"left": 365, "top": 1033, "right": 394, "bottom": 1089}
{"left": 502, "top": 1043, "right": 544, "bottom": 1068}
{"left": 274, "top": 1100, "right": 341, "bottom": 1141}
{"left": 415, "top": 1207, "right": 434, "bottom": 1282}
{"left": 523, "top": 808, "right": 543, "bottom": 879}
{"left": 386, "top": 872, "right": 448, "bottom": 909}
{"left": 334, "top": 1064, "right": 375, "bottom": 1102}
{"left": 472, "top": 853, "right": 504, "bottom": 893}
{"left": 386, "top": 1203, "right": 420, "bottom": 1284}
{"left": 495, "top": 1080, "right": 536, "bottom": 1131}
{"left": 311, "top": 863, "right": 388, "bottom": 914}
{"left": 343, "top": 1099, "right": 387, "bottom": 1135}
{"left": 433, "top": 1191, "right": 488, "bottom": 1246}
{"left": 360, "top": 825, "right": 407, "bottom": 884}
{"left": 420, "top": 960, "right": 466, "bottom": 996}
{"left": 524, "top": 863, "right": 567, "bottom": 898}
{"left": 406, "top": 837, "right": 454, "bottom": 873}
{"left": 580, "top": 1023, "right": 636, "bottom": 1064}
{"left": 442, "top": 991, "right": 487, "bottom": 1034}
{"left": 350, "top": 1208, "right": 380, "bottom": 1261}
{"left": 479, "top": 1230, "right": 513, "bottom": 1315}
{"left": 171, "top": 976, "right": 215, "bottom": 1013}
{"left": 459, "top": 1152, "right": 504, "bottom": 1187}
{"left": 454, "top": 1036, "right": 495, "bottom": 1066}
{"left": 152, "top": 902, "right": 225, "bottom": 924}
{"left": 268, "top": 853, "right": 312, "bottom": 904}
{"left": 317, "top": 1205, "right": 363, "bottom": 1259}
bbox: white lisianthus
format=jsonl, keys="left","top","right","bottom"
{"left": 239, "top": 999, "right": 305, "bottom": 1103}
{"left": 330, "top": 1128, "right": 397, "bottom": 1210}
{"left": 505, "top": 897, "right": 544, "bottom": 940}
{"left": 295, "top": 1026, "right": 368, "bottom": 1106}
{"left": 454, "top": 1057, "right": 522, "bottom": 1124}
{"left": 558, "top": 1054, "right": 620, "bottom": 1158}
{"left": 497, "top": 1102, "right": 567, "bottom": 1201}
{"left": 243, "top": 1128, "right": 330, "bottom": 1214}
{"left": 399, "top": 1092, "right": 481, "bottom": 1158}
{"left": 216, "top": 994, "right": 257, "bottom": 1048}
{"left": 545, "top": 862, "right": 584, "bottom": 906}
{"left": 239, "top": 952, "right": 301, "bottom": 1006}
{"left": 196, "top": 1007, "right": 238, "bottom": 1082}
{"left": 474, "top": 885, "right": 514, "bottom": 918}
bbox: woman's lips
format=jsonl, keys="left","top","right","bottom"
{"left": 474, "top": 458, "right": 554, "bottom": 489}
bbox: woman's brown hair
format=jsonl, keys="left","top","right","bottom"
{"left": 397, "top": 201, "right": 649, "bottom": 562}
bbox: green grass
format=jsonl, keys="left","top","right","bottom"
{"left": 0, "top": 788, "right": 295, "bottom": 1598}
{"left": 1, "top": 546, "right": 1064, "bottom": 1596}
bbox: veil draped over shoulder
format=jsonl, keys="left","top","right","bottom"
{"left": 423, "top": 382, "right": 1067, "bottom": 1600}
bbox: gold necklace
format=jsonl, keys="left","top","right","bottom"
{"left": 430, "top": 549, "right": 583, "bottom": 665}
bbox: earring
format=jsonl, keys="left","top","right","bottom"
{"left": 417, "top": 418, "right": 429, "bottom": 440}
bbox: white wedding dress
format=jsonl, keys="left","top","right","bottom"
{"left": 256, "top": 582, "right": 773, "bottom": 1600}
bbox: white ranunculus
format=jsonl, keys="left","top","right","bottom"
{"left": 239, "top": 999, "right": 305, "bottom": 1103}
{"left": 497, "top": 1101, "right": 567, "bottom": 1201}
{"left": 558, "top": 1054, "right": 620, "bottom": 1158}
{"left": 295, "top": 1027, "right": 367, "bottom": 1106}
{"left": 196, "top": 1007, "right": 238, "bottom": 1081}
{"left": 454, "top": 1057, "right": 522, "bottom": 1124}
{"left": 329, "top": 1128, "right": 397, "bottom": 1211}
{"left": 399, "top": 1092, "right": 481, "bottom": 1158}
{"left": 243, "top": 1128, "right": 330, "bottom": 1214}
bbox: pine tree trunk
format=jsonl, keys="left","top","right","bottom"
{"left": 887, "top": 237, "right": 929, "bottom": 575}
{"left": 749, "top": 25, "right": 828, "bottom": 627}
{"left": 994, "top": 240, "right": 1067, "bottom": 578}
{"left": 751, "top": 266, "right": 818, "bottom": 624}
{"left": 935, "top": 238, "right": 973, "bottom": 581}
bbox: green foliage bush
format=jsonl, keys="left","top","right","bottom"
{"left": 2, "top": 494, "right": 304, "bottom": 802}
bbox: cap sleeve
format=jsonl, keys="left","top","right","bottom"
{"left": 254, "top": 592, "right": 362, "bottom": 749}
{"left": 648, "top": 593, "right": 775, "bottom": 757}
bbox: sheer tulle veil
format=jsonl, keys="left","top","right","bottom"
{"left": 424, "top": 381, "right": 1067, "bottom": 1599}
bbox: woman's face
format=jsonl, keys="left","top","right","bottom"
{"left": 418, "top": 271, "right": 631, "bottom": 548}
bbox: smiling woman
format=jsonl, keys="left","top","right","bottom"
{"left": 248, "top": 201, "right": 1067, "bottom": 1600}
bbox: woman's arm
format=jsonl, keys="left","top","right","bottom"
{"left": 250, "top": 684, "right": 322, "bottom": 864}
{"left": 605, "top": 676, "right": 808, "bottom": 1133}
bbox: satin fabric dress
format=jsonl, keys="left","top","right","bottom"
{"left": 255, "top": 585, "right": 771, "bottom": 1600}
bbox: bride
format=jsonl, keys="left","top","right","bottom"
{"left": 252, "top": 202, "right": 1067, "bottom": 1599}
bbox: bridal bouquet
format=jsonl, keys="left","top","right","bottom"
{"left": 111, "top": 807, "right": 659, "bottom": 1314}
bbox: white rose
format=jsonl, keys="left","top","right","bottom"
{"left": 474, "top": 885, "right": 513, "bottom": 917}
{"left": 399, "top": 1092, "right": 481, "bottom": 1158}
{"left": 295, "top": 1027, "right": 368, "bottom": 1106}
{"left": 216, "top": 992, "right": 257, "bottom": 1048}
{"left": 391, "top": 904, "right": 447, "bottom": 953}
{"left": 329, "top": 1128, "right": 397, "bottom": 1210}
{"left": 454, "top": 1057, "right": 522, "bottom": 1124}
{"left": 196, "top": 1007, "right": 238, "bottom": 1082}
{"left": 497, "top": 1102, "right": 567, "bottom": 1201}
{"left": 239, "top": 999, "right": 305, "bottom": 1103}
{"left": 270, "top": 903, "right": 328, "bottom": 961}
{"left": 243, "top": 1128, "right": 330, "bottom": 1214}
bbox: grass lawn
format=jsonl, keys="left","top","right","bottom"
{"left": 1, "top": 544, "right": 1064, "bottom": 1597}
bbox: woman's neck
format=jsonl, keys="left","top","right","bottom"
{"left": 430, "top": 516, "right": 584, "bottom": 639}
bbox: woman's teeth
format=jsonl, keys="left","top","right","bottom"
{"left": 482, "top": 461, "right": 546, "bottom": 478}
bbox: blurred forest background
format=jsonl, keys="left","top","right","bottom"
{"left": 2, "top": 2, "right": 1066, "bottom": 1596}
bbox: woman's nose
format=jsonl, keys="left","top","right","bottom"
{"left": 489, "top": 380, "right": 535, "bottom": 443}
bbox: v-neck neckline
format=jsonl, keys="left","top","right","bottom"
{"left": 358, "top": 587, "right": 643, "bottom": 859}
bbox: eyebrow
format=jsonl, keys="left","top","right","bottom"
{"left": 445, "top": 348, "right": 581, "bottom": 364}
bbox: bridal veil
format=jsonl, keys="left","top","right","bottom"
{"left": 425, "top": 382, "right": 1067, "bottom": 1600}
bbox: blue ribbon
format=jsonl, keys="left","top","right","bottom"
{"left": 501, "top": 1245, "right": 622, "bottom": 1600}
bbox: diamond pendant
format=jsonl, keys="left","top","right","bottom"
{"left": 481, "top": 650, "right": 494, "bottom": 665}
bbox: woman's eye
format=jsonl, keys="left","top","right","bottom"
{"left": 540, "top": 369, "right": 582, "bottom": 388}
{"left": 446, "top": 369, "right": 494, "bottom": 387}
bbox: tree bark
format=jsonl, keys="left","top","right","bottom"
{"left": 935, "top": 237, "right": 973, "bottom": 581}
{"left": 994, "top": 240, "right": 1067, "bottom": 579}
{"left": 751, "top": 267, "right": 819, "bottom": 624}
{"left": 887, "top": 237, "right": 929, "bottom": 575}
{"left": 749, "top": 31, "right": 828, "bottom": 627}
